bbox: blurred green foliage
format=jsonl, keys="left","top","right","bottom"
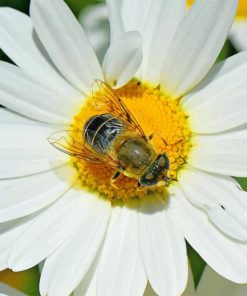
{"left": 217, "top": 39, "right": 237, "bottom": 62}
{"left": 187, "top": 244, "right": 206, "bottom": 288}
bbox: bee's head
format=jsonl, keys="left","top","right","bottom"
{"left": 139, "top": 154, "right": 170, "bottom": 187}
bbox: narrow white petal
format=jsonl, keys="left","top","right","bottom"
{"left": 0, "top": 108, "right": 36, "bottom": 125}
{"left": 120, "top": 0, "right": 187, "bottom": 85}
{"left": 230, "top": 21, "right": 247, "bottom": 52}
{"left": 0, "top": 123, "right": 65, "bottom": 178}
{"left": 179, "top": 168, "right": 247, "bottom": 241}
{"left": 106, "top": 0, "right": 124, "bottom": 43}
{"left": 121, "top": 0, "right": 152, "bottom": 34}
{"left": 0, "top": 215, "right": 39, "bottom": 270}
{"left": 74, "top": 256, "right": 98, "bottom": 296}
{"left": 0, "top": 252, "right": 8, "bottom": 271}
{"left": 170, "top": 185, "right": 247, "bottom": 283}
{"left": 0, "top": 165, "right": 74, "bottom": 222}
{"left": 161, "top": 0, "right": 238, "bottom": 98}
{"left": 0, "top": 8, "right": 79, "bottom": 97}
{"left": 79, "top": 4, "right": 110, "bottom": 63}
{"left": 8, "top": 190, "right": 93, "bottom": 271}
{"left": 40, "top": 196, "right": 110, "bottom": 296}
{"left": 140, "top": 0, "right": 186, "bottom": 84}
{"left": 139, "top": 194, "right": 188, "bottom": 296}
{"left": 30, "top": 0, "right": 103, "bottom": 95}
{"left": 189, "top": 130, "right": 247, "bottom": 177}
{"left": 120, "top": 0, "right": 154, "bottom": 80}
{"left": 183, "top": 51, "right": 247, "bottom": 133}
{"left": 0, "top": 62, "right": 78, "bottom": 123}
{"left": 97, "top": 205, "right": 146, "bottom": 296}
{"left": 103, "top": 31, "right": 142, "bottom": 88}
{"left": 0, "top": 283, "right": 27, "bottom": 296}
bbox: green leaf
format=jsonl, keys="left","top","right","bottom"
{"left": 0, "top": 266, "right": 40, "bottom": 296}
{"left": 217, "top": 39, "right": 237, "bottom": 62}
{"left": 235, "top": 177, "right": 247, "bottom": 191}
{"left": 65, "top": 0, "right": 103, "bottom": 17}
{"left": 187, "top": 243, "right": 206, "bottom": 288}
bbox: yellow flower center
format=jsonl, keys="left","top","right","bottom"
{"left": 71, "top": 81, "right": 191, "bottom": 202}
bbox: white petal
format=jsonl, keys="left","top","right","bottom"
{"left": 188, "top": 129, "right": 247, "bottom": 177}
{"left": 103, "top": 31, "right": 142, "bottom": 88}
{"left": 0, "top": 62, "right": 78, "bottom": 123}
{"left": 40, "top": 196, "right": 110, "bottom": 296}
{"left": 230, "top": 20, "right": 247, "bottom": 52}
{"left": 74, "top": 255, "right": 99, "bottom": 296}
{"left": 182, "top": 51, "right": 247, "bottom": 133}
{"left": 121, "top": 0, "right": 152, "bottom": 34}
{"left": 179, "top": 168, "right": 247, "bottom": 241}
{"left": 0, "top": 252, "right": 8, "bottom": 271}
{"left": 140, "top": 0, "right": 186, "bottom": 84}
{"left": 0, "top": 8, "right": 79, "bottom": 98}
{"left": 8, "top": 189, "right": 93, "bottom": 271}
{"left": 30, "top": 0, "right": 103, "bottom": 95}
{"left": 97, "top": 204, "right": 146, "bottom": 296}
{"left": 196, "top": 265, "right": 247, "bottom": 296}
{"left": 106, "top": 0, "right": 124, "bottom": 43}
{"left": 79, "top": 4, "right": 110, "bottom": 63}
{"left": 0, "top": 108, "right": 36, "bottom": 125}
{"left": 0, "top": 215, "right": 39, "bottom": 270}
{"left": 0, "top": 165, "right": 75, "bottom": 222}
{"left": 161, "top": 0, "right": 238, "bottom": 98}
{"left": 170, "top": 185, "right": 247, "bottom": 283}
{"left": 0, "top": 283, "right": 27, "bottom": 296}
{"left": 0, "top": 123, "right": 64, "bottom": 178}
{"left": 139, "top": 194, "right": 188, "bottom": 296}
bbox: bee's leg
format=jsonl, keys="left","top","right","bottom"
{"left": 110, "top": 171, "right": 122, "bottom": 189}
{"left": 146, "top": 132, "right": 168, "bottom": 146}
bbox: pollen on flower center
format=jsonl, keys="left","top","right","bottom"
{"left": 71, "top": 81, "right": 191, "bottom": 201}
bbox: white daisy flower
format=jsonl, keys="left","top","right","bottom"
{"left": 0, "top": 0, "right": 247, "bottom": 296}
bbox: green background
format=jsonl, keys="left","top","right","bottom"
{"left": 0, "top": 0, "right": 244, "bottom": 295}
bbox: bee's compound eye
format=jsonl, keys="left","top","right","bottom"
{"left": 157, "top": 154, "right": 170, "bottom": 170}
{"left": 158, "top": 157, "right": 166, "bottom": 167}
{"left": 139, "top": 173, "right": 158, "bottom": 187}
{"left": 145, "top": 173, "right": 155, "bottom": 180}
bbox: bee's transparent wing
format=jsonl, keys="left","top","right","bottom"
{"left": 92, "top": 80, "right": 146, "bottom": 138}
{"left": 48, "top": 129, "right": 120, "bottom": 168}
{"left": 48, "top": 130, "right": 103, "bottom": 163}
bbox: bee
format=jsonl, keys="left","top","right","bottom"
{"left": 48, "top": 80, "right": 170, "bottom": 187}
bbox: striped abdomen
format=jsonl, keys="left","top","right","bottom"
{"left": 83, "top": 113, "right": 125, "bottom": 154}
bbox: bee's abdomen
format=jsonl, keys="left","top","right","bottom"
{"left": 83, "top": 114, "right": 124, "bottom": 153}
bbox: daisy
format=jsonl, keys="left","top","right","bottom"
{"left": 0, "top": 0, "right": 247, "bottom": 295}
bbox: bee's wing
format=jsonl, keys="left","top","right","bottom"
{"left": 92, "top": 80, "right": 146, "bottom": 139}
{"left": 48, "top": 130, "right": 120, "bottom": 168}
